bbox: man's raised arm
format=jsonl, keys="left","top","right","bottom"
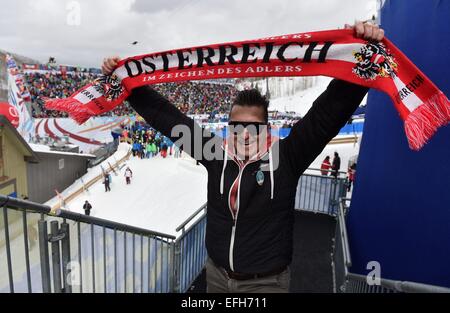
{"left": 281, "top": 21, "right": 384, "bottom": 177}
{"left": 102, "top": 57, "right": 219, "bottom": 167}
{"left": 281, "top": 79, "right": 368, "bottom": 176}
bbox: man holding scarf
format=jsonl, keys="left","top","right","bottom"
{"left": 101, "top": 21, "right": 384, "bottom": 293}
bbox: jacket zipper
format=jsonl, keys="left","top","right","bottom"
{"left": 227, "top": 160, "right": 255, "bottom": 272}
{"left": 229, "top": 220, "right": 237, "bottom": 271}
{"left": 228, "top": 169, "right": 241, "bottom": 272}
{"left": 223, "top": 145, "right": 270, "bottom": 272}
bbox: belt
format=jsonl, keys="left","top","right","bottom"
{"left": 224, "top": 266, "right": 287, "bottom": 281}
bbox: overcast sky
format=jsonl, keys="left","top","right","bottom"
{"left": 0, "top": 0, "right": 378, "bottom": 68}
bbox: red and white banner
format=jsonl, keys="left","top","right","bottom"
{"left": 6, "top": 54, "right": 34, "bottom": 139}
{"left": 45, "top": 29, "right": 449, "bottom": 150}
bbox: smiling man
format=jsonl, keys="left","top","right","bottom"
{"left": 102, "top": 21, "right": 384, "bottom": 293}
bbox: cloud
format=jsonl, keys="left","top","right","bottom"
{"left": 0, "top": 0, "right": 377, "bottom": 68}
{"left": 131, "top": 0, "right": 193, "bottom": 13}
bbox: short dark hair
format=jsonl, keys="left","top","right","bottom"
{"left": 231, "top": 89, "right": 269, "bottom": 123}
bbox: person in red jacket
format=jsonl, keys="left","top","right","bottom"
{"left": 320, "top": 156, "right": 331, "bottom": 176}
{"left": 347, "top": 163, "right": 356, "bottom": 192}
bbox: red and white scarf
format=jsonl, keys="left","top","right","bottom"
{"left": 45, "top": 29, "right": 449, "bottom": 150}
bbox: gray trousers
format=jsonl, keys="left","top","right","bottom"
{"left": 206, "top": 258, "right": 290, "bottom": 293}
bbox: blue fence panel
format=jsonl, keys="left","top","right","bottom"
{"left": 177, "top": 215, "right": 207, "bottom": 293}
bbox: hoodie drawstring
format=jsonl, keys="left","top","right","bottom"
{"left": 220, "top": 144, "right": 228, "bottom": 195}
{"left": 269, "top": 147, "right": 274, "bottom": 200}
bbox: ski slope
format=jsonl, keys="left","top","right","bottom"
{"left": 46, "top": 145, "right": 208, "bottom": 237}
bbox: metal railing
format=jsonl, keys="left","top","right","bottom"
{"left": 331, "top": 198, "right": 352, "bottom": 293}
{"left": 173, "top": 204, "right": 207, "bottom": 293}
{"left": 0, "top": 195, "right": 175, "bottom": 293}
{"left": 332, "top": 198, "right": 450, "bottom": 293}
{"left": 345, "top": 273, "right": 450, "bottom": 293}
{"left": 8, "top": 169, "right": 447, "bottom": 293}
{"left": 304, "top": 167, "right": 347, "bottom": 177}
{"left": 295, "top": 173, "right": 348, "bottom": 216}
{"left": 1, "top": 170, "right": 349, "bottom": 293}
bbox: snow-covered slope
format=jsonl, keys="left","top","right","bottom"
{"left": 268, "top": 76, "right": 367, "bottom": 116}
{"left": 46, "top": 145, "right": 208, "bottom": 237}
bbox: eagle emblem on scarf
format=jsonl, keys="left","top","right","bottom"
{"left": 352, "top": 42, "right": 398, "bottom": 80}
{"left": 93, "top": 74, "right": 124, "bottom": 101}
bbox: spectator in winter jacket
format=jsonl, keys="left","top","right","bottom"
{"left": 146, "top": 142, "right": 152, "bottom": 158}
{"left": 103, "top": 174, "right": 111, "bottom": 192}
{"left": 331, "top": 152, "right": 341, "bottom": 178}
{"left": 320, "top": 156, "right": 331, "bottom": 176}
{"left": 101, "top": 21, "right": 383, "bottom": 293}
{"left": 135, "top": 141, "right": 142, "bottom": 158}
{"left": 155, "top": 136, "right": 162, "bottom": 153}
{"left": 140, "top": 142, "right": 146, "bottom": 159}
{"left": 161, "top": 142, "right": 168, "bottom": 158}
{"left": 124, "top": 166, "right": 133, "bottom": 184}
{"left": 83, "top": 200, "right": 92, "bottom": 216}
{"left": 132, "top": 141, "right": 139, "bottom": 156}
{"left": 165, "top": 137, "right": 174, "bottom": 155}
{"left": 347, "top": 163, "right": 356, "bottom": 192}
{"left": 150, "top": 142, "right": 157, "bottom": 157}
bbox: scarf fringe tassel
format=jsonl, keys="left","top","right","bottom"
{"left": 404, "top": 91, "right": 450, "bottom": 150}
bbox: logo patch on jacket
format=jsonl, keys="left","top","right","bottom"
{"left": 256, "top": 170, "right": 265, "bottom": 186}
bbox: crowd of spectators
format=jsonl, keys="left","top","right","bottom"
{"left": 153, "top": 81, "right": 237, "bottom": 116}
{"left": 120, "top": 121, "right": 178, "bottom": 160}
{"left": 23, "top": 70, "right": 238, "bottom": 119}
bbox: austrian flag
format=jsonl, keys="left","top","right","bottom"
{"left": 45, "top": 29, "right": 449, "bottom": 150}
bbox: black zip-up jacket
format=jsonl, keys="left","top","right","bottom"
{"left": 83, "top": 203, "right": 92, "bottom": 211}
{"left": 128, "top": 79, "right": 368, "bottom": 274}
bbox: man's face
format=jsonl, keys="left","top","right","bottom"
{"left": 228, "top": 105, "right": 268, "bottom": 160}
